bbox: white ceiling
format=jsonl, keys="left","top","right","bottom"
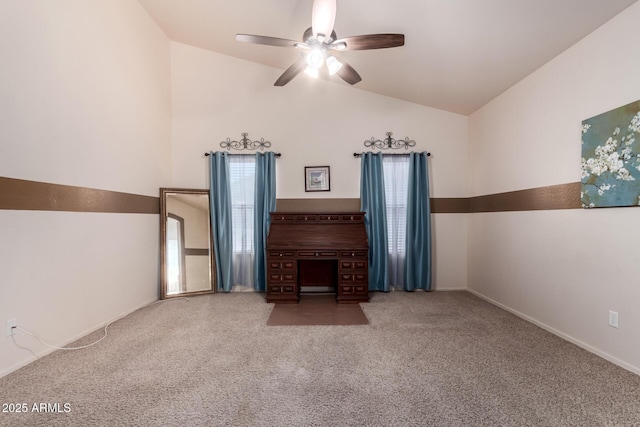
{"left": 138, "top": 0, "right": 637, "bottom": 115}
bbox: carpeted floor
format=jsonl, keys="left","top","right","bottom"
{"left": 1, "top": 291, "right": 639, "bottom": 426}
{"left": 266, "top": 294, "right": 369, "bottom": 326}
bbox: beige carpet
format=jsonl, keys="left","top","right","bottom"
{"left": 1, "top": 291, "right": 639, "bottom": 426}
{"left": 266, "top": 294, "right": 369, "bottom": 326}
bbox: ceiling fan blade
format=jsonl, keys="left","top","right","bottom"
{"left": 333, "top": 34, "right": 405, "bottom": 51}
{"left": 336, "top": 60, "right": 362, "bottom": 85}
{"left": 274, "top": 57, "right": 308, "bottom": 86}
{"left": 236, "top": 34, "right": 300, "bottom": 48}
{"left": 311, "top": 0, "right": 336, "bottom": 39}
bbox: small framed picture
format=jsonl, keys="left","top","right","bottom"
{"left": 304, "top": 166, "right": 330, "bottom": 192}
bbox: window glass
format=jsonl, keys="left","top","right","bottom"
{"left": 383, "top": 155, "right": 409, "bottom": 287}
{"left": 228, "top": 156, "right": 256, "bottom": 288}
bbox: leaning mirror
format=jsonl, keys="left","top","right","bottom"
{"left": 160, "top": 188, "right": 216, "bottom": 298}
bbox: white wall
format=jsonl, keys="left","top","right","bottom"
{"left": 170, "top": 42, "right": 469, "bottom": 290}
{"left": 468, "top": 2, "right": 640, "bottom": 373}
{"left": 0, "top": 1, "right": 171, "bottom": 376}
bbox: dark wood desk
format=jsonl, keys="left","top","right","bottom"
{"left": 265, "top": 212, "right": 369, "bottom": 304}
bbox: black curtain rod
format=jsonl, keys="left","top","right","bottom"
{"left": 204, "top": 152, "right": 281, "bottom": 157}
{"left": 353, "top": 152, "right": 430, "bottom": 158}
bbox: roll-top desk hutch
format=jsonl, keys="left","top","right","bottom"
{"left": 265, "top": 212, "right": 369, "bottom": 304}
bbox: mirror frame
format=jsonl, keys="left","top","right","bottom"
{"left": 160, "top": 188, "right": 216, "bottom": 299}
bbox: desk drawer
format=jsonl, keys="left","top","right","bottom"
{"left": 297, "top": 251, "right": 337, "bottom": 258}
{"left": 319, "top": 214, "right": 340, "bottom": 221}
{"left": 340, "top": 261, "right": 367, "bottom": 270}
{"left": 268, "top": 251, "right": 295, "bottom": 258}
{"left": 340, "top": 251, "right": 367, "bottom": 258}
{"left": 269, "top": 273, "right": 296, "bottom": 283}
{"left": 272, "top": 215, "right": 295, "bottom": 222}
{"left": 339, "top": 273, "right": 367, "bottom": 284}
{"left": 268, "top": 285, "right": 296, "bottom": 295}
{"left": 339, "top": 285, "right": 368, "bottom": 295}
{"left": 269, "top": 261, "right": 295, "bottom": 270}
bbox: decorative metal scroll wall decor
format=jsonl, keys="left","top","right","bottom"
{"left": 220, "top": 132, "right": 271, "bottom": 151}
{"left": 364, "top": 132, "right": 416, "bottom": 150}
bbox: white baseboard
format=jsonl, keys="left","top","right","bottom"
{"left": 0, "top": 297, "right": 158, "bottom": 379}
{"left": 467, "top": 289, "right": 640, "bottom": 376}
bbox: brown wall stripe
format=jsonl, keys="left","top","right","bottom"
{"left": 185, "top": 248, "right": 209, "bottom": 256}
{"left": 1, "top": 177, "right": 581, "bottom": 215}
{"left": 430, "top": 198, "right": 470, "bottom": 213}
{"left": 469, "top": 182, "right": 582, "bottom": 212}
{"left": 277, "top": 184, "right": 581, "bottom": 214}
{"left": 278, "top": 197, "right": 471, "bottom": 213}
{"left": 0, "top": 176, "right": 159, "bottom": 214}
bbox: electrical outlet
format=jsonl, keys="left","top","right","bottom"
{"left": 6, "top": 318, "right": 17, "bottom": 336}
{"left": 608, "top": 310, "right": 619, "bottom": 328}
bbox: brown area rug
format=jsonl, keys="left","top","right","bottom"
{"left": 267, "top": 294, "right": 369, "bottom": 326}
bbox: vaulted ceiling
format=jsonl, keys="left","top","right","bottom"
{"left": 138, "top": 0, "right": 638, "bottom": 115}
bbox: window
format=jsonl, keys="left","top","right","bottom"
{"left": 166, "top": 214, "right": 185, "bottom": 295}
{"left": 383, "top": 155, "right": 409, "bottom": 287}
{"left": 228, "top": 155, "right": 256, "bottom": 289}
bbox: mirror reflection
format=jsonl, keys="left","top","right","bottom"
{"left": 160, "top": 188, "right": 216, "bottom": 298}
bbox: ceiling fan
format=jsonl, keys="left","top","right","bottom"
{"left": 235, "top": 0, "right": 405, "bottom": 86}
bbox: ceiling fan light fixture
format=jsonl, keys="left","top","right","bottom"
{"left": 331, "top": 41, "right": 347, "bottom": 51}
{"left": 306, "top": 48, "right": 325, "bottom": 69}
{"left": 326, "top": 55, "right": 343, "bottom": 75}
{"left": 304, "top": 67, "right": 319, "bottom": 78}
{"left": 311, "top": 0, "right": 336, "bottom": 40}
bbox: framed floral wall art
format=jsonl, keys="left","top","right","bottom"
{"left": 581, "top": 100, "right": 640, "bottom": 208}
